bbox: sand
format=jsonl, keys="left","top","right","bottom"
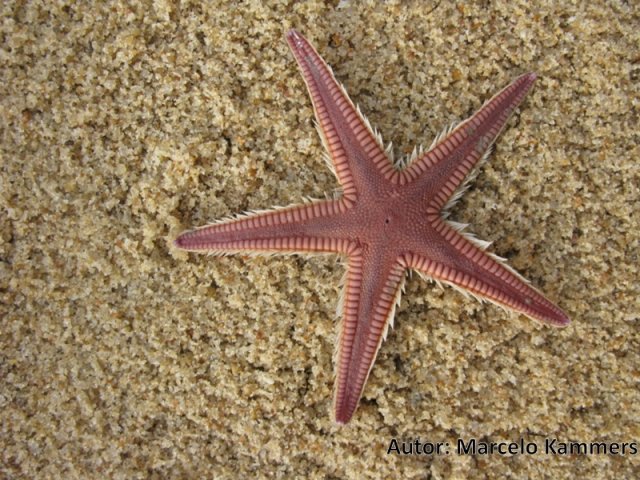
{"left": 2, "top": 1, "right": 638, "bottom": 478}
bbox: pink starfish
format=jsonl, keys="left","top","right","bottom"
{"left": 175, "top": 30, "right": 570, "bottom": 424}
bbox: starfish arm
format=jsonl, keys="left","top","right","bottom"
{"left": 404, "top": 221, "right": 570, "bottom": 326}
{"left": 174, "top": 199, "right": 355, "bottom": 255}
{"left": 398, "top": 73, "right": 537, "bottom": 212}
{"left": 333, "top": 249, "right": 406, "bottom": 424}
{"left": 286, "top": 30, "right": 393, "bottom": 200}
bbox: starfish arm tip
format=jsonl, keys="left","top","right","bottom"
{"left": 553, "top": 311, "right": 571, "bottom": 327}
{"left": 334, "top": 407, "right": 354, "bottom": 425}
{"left": 530, "top": 300, "right": 570, "bottom": 327}
{"left": 286, "top": 29, "right": 302, "bottom": 44}
{"left": 173, "top": 231, "right": 197, "bottom": 250}
{"left": 521, "top": 72, "right": 537, "bottom": 90}
{"left": 173, "top": 235, "right": 186, "bottom": 249}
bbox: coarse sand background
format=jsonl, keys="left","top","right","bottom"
{"left": 2, "top": 1, "right": 639, "bottom": 478}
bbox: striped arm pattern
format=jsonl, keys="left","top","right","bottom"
{"left": 393, "top": 74, "right": 537, "bottom": 209}
{"left": 333, "top": 252, "right": 406, "bottom": 424}
{"left": 286, "top": 30, "right": 393, "bottom": 200}
{"left": 403, "top": 219, "right": 569, "bottom": 326}
{"left": 174, "top": 198, "right": 352, "bottom": 254}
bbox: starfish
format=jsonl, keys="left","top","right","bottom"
{"left": 174, "top": 29, "right": 570, "bottom": 424}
